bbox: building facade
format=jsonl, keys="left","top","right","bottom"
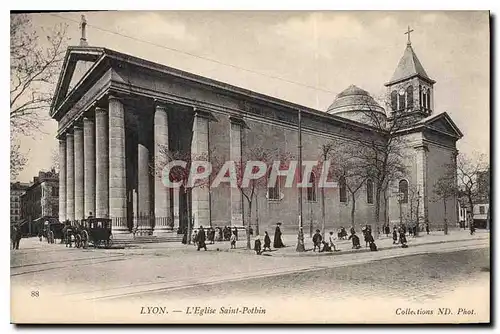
{"left": 10, "top": 182, "right": 30, "bottom": 223}
{"left": 20, "top": 170, "right": 59, "bottom": 233}
{"left": 50, "top": 34, "right": 462, "bottom": 237}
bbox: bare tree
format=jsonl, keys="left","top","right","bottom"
{"left": 10, "top": 136, "right": 27, "bottom": 181}
{"left": 235, "top": 148, "right": 293, "bottom": 250}
{"left": 329, "top": 141, "right": 368, "bottom": 229}
{"left": 455, "top": 152, "right": 489, "bottom": 229}
{"left": 10, "top": 14, "right": 68, "bottom": 178}
{"left": 345, "top": 93, "right": 409, "bottom": 238}
{"left": 11, "top": 14, "right": 68, "bottom": 135}
{"left": 433, "top": 164, "right": 458, "bottom": 235}
{"left": 318, "top": 143, "right": 335, "bottom": 238}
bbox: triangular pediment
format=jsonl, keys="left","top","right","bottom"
{"left": 51, "top": 46, "right": 105, "bottom": 115}
{"left": 422, "top": 112, "right": 463, "bottom": 138}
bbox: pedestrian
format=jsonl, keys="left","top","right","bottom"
{"left": 254, "top": 235, "right": 262, "bottom": 255}
{"left": 232, "top": 227, "right": 239, "bottom": 241}
{"left": 209, "top": 227, "right": 215, "bottom": 244}
{"left": 350, "top": 226, "right": 355, "bottom": 236}
{"left": 230, "top": 231, "right": 237, "bottom": 249}
{"left": 399, "top": 229, "right": 408, "bottom": 248}
{"left": 470, "top": 220, "right": 476, "bottom": 235}
{"left": 392, "top": 226, "right": 398, "bottom": 244}
{"left": 273, "top": 223, "right": 285, "bottom": 248}
{"left": 425, "top": 221, "right": 430, "bottom": 235}
{"left": 384, "top": 224, "right": 390, "bottom": 237}
{"left": 328, "top": 231, "right": 338, "bottom": 251}
{"left": 197, "top": 226, "right": 207, "bottom": 251}
{"left": 263, "top": 231, "right": 272, "bottom": 251}
{"left": 11, "top": 225, "right": 21, "bottom": 250}
{"left": 312, "top": 229, "right": 322, "bottom": 252}
{"left": 348, "top": 231, "right": 361, "bottom": 249}
{"left": 192, "top": 229, "right": 199, "bottom": 248}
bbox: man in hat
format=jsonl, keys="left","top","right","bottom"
{"left": 197, "top": 226, "right": 207, "bottom": 251}
{"left": 312, "top": 229, "right": 322, "bottom": 252}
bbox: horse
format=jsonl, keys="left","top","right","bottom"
{"left": 11, "top": 225, "right": 22, "bottom": 250}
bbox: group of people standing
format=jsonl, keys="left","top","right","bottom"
{"left": 183, "top": 223, "right": 286, "bottom": 254}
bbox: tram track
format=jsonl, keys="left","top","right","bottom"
{"left": 71, "top": 240, "right": 488, "bottom": 301}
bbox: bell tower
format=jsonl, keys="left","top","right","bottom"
{"left": 385, "top": 26, "right": 435, "bottom": 122}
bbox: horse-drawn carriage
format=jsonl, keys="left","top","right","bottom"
{"left": 42, "top": 219, "right": 66, "bottom": 244}
{"left": 73, "top": 218, "right": 113, "bottom": 249}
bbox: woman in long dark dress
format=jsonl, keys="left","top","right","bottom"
{"left": 273, "top": 224, "right": 284, "bottom": 248}
{"left": 263, "top": 231, "right": 271, "bottom": 251}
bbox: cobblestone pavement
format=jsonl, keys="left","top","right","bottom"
{"left": 11, "top": 230, "right": 489, "bottom": 302}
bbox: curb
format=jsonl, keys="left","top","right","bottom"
{"left": 265, "top": 235, "right": 489, "bottom": 258}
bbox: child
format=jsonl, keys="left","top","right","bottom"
{"left": 312, "top": 229, "right": 322, "bottom": 252}
{"left": 263, "top": 231, "right": 271, "bottom": 251}
{"left": 230, "top": 231, "right": 236, "bottom": 249}
{"left": 254, "top": 236, "right": 262, "bottom": 255}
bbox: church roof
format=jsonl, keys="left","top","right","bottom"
{"left": 327, "top": 84, "right": 385, "bottom": 115}
{"left": 385, "top": 44, "right": 435, "bottom": 86}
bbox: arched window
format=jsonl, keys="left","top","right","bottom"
{"left": 398, "top": 91, "right": 406, "bottom": 111}
{"left": 406, "top": 85, "right": 413, "bottom": 109}
{"left": 419, "top": 85, "right": 423, "bottom": 107}
{"left": 267, "top": 169, "right": 281, "bottom": 201}
{"left": 427, "top": 89, "right": 431, "bottom": 111}
{"left": 399, "top": 179, "right": 408, "bottom": 204}
{"left": 339, "top": 176, "right": 347, "bottom": 203}
{"left": 366, "top": 179, "right": 374, "bottom": 204}
{"left": 391, "top": 90, "right": 398, "bottom": 111}
{"left": 306, "top": 172, "right": 317, "bottom": 202}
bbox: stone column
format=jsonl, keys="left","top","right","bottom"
{"left": 66, "top": 132, "right": 75, "bottom": 221}
{"left": 229, "top": 118, "right": 243, "bottom": 227}
{"left": 74, "top": 122, "right": 85, "bottom": 221}
{"left": 95, "top": 107, "right": 109, "bottom": 218}
{"left": 137, "top": 118, "right": 152, "bottom": 235}
{"left": 108, "top": 95, "right": 129, "bottom": 235}
{"left": 190, "top": 110, "right": 211, "bottom": 228}
{"left": 154, "top": 103, "right": 171, "bottom": 235}
{"left": 84, "top": 115, "right": 96, "bottom": 218}
{"left": 173, "top": 188, "right": 180, "bottom": 228}
{"left": 58, "top": 137, "right": 67, "bottom": 222}
{"left": 414, "top": 144, "right": 429, "bottom": 222}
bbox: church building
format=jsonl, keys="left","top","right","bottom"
{"left": 50, "top": 22, "right": 462, "bottom": 237}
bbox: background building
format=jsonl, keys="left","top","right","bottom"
{"left": 20, "top": 169, "right": 59, "bottom": 235}
{"left": 11, "top": 182, "right": 30, "bottom": 223}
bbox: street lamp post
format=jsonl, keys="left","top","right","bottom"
{"left": 296, "top": 109, "right": 305, "bottom": 252}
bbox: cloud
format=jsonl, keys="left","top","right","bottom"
{"left": 112, "top": 12, "right": 198, "bottom": 46}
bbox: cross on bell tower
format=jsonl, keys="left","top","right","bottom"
{"left": 79, "top": 15, "right": 88, "bottom": 47}
{"left": 404, "top": 25, "right": 414, "bottom": 46}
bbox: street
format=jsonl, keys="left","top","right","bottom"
{"left": 10, "top": 231, "right": 490, "bottom": 323}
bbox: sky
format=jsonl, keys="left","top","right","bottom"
{"left": 14, "top": 10, "right": 490, "bottom": 183}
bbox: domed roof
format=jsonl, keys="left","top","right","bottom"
{"left": 327, "top": 85, "right": 385, "bottom": 115}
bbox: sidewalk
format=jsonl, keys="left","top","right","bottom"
{"left": 132, "top": 228, "right": 489, "bottom": 257}
{"left": 267, "top": 229, "right": 489, "bottom": 257}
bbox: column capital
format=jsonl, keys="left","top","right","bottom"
{"left": 73, "top": 119, "right": 84, "bottom": 129}
{"left": 95, "top": 106, "right": 108, "bottom": 115}
{"left": 154, "top": 99, "right": 173, "bottom": 110}
{"left": 193, "top": 107, "right": 218, "bottom": 122}
{"left": 229, "top": 115, "right": 249, "bottom": 129}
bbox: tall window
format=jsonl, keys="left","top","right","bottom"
{"left": 479, "top": 206, "right": 485, "bottom": 214}
{"left": 427, "top": 89, "right": 431, "bottom": 111}
{"left": 366, "top": 179, "right": 374, "bottom": 204}
{"left": 339, "top": 176, "right": 347, "bottom": 203}
{"left": 406, "top": 85, "right": 413, "bottom": 108}
{"left": 391, "top": 90, "right": 398, "bottom": 111}
{"left": 306, "top": 172, "right": 317, "bottom": 202}
{"left": 398, "top": 91, "right": 405, "bottom": 111}
{"left": 268, "top": 170, "right": 280, "bottom": 201}
{"left": 399, "top": 179, "right": 408, "bottom": 204}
